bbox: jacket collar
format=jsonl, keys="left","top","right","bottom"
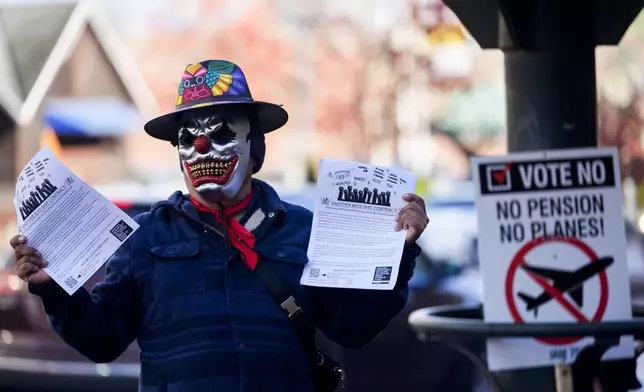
{"left": 248, "top": 178, "right": 287, "bottom": 217}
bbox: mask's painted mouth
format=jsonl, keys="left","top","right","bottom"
{"left": 185, "top": 155, "right": 239, "bottom": 187}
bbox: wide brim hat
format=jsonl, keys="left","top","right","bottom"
{"left": 144, "top": 60, "right": 288, "bottom": 145}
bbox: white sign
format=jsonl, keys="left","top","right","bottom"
{"left": 471, "top": 147, "right": 633, "bottom": 371}
{"left": 14, "top": 147, "right": 140, "bottom": 295}
{"left": 300, "top": 158, "right": 416, "bottom": 290}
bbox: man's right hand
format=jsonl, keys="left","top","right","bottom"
{"left": 10, "top": 235, "right": 51, "bottom": 285}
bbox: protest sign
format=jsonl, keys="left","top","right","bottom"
{"left": 472, "top": 147, "right": 633, "bottom": 371}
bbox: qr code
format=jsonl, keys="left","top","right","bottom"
{"left": 110, "top": 220, "right": 134, "bottom": 242}
{"left": 309, "top": 268, "right": 320, "bottom": 278}
{"left": 373, "top": 266, "right": 392, "bottom": 283}
{"left": 64, "top": 276, "right": 78, "bottom": 289}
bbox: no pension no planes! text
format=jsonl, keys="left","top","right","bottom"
{"left": 496, "top": 194, "right": 605, "bottom": 244}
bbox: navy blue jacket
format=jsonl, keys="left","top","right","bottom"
{"left": 29, "top": 179, "right": 420, "bottom": 392}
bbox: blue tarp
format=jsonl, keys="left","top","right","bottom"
{"left": 43, "top": 99, "right": 142, "bottom": 137}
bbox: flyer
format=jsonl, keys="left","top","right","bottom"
{"left": 300, "top": 158, "right": 416, "bottom": 290}
{"left": 15, "top": 147, "right": 139, "bottom": 294}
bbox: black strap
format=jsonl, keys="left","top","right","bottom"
{"left": 254, "top": 261, "right": 320, "bottom": 364}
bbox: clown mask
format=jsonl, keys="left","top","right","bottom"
{"left": 177, "top": 112, "right": 251, "bottom": 202}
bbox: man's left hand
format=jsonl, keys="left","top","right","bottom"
{"left": 395, "top": 193, "right": 429, "bottom": 246}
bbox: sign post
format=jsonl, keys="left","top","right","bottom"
{"left": 472, "top": 147, "right": 634, "bottom": 376}
{"left": 554, "top": 365, "right": 573, "bottom": 392}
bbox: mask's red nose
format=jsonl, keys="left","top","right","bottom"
{"left": 193, "top": 135, "right": 211, "bottom": 154}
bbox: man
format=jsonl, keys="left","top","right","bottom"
{"left": 10, "top": 60, "right": 428, "bottom": 392}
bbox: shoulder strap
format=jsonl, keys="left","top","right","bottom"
{"left": 254, "top": 261, "right": 301, "bottom": 318}
{"left": 254, "top": 261, "right": 320, "bottom": 361}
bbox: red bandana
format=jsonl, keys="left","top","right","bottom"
{"left": 190, "top": 192, "right": 258, "bottom": 270}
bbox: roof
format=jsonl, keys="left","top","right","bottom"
{"left": 446, "top": 0, "right": 644, "bottom": 49}
{"left": 0, "top": 0, "right": 159, "bottom": 126}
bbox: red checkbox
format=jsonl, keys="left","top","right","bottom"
{"left": 491, "top": 162, "right": 514, "bottom": 185}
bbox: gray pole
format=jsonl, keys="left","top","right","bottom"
{"left": 494, "top": 50, "right": 597, "bottom": 388}
{"left": 505, "top": 50, "right": 597, "bottom": 152}
{"left": 495, "top": 3, "right": 596, "bottom": 391}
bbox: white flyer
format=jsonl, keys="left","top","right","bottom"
{"left": 300, "top": 159, "right": 416, "bottom": 290}
{"left": 14, "top": 147, "right": 140, "bottom": 295}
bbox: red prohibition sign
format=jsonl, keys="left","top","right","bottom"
{"left": 505, "top": 236, "right": 609, "bottom": 345}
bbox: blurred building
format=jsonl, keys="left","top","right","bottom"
{"left": 108, "top": 0, "right": 443, "bottom": 185}
{"left": 123, "top": 0, "right": 300, "bottom": 184}
{"left": 0, "top": 0, "right": 158, "bottom": 222}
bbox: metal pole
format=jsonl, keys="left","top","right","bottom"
{"left": 495, "top": 49, "right": 597, "bottom": 390}
{"left": 496, "top": 4, "right": 597, "bottom": 391}
{"left": 505, "top": 49, "right": 597, "bottom": 151}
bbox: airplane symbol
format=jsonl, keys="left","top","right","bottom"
{"left": 517, "top": 256, "right": 613, "bottom": 317}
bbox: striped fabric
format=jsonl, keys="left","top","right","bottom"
{"left": 30, "top": 179, "right": 420, "bottom": 392}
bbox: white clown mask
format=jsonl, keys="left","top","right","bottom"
{"left": 177, "top": 112, "right": 251, "bottom": 202}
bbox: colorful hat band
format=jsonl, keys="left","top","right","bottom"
{"left": 175, "top": 95, "right": 254, "bottom": 111}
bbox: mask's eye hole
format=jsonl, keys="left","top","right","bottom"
{"left": 178, "top": 127, "right": 196, "bottom": 147}
{"left": 207, "top": 117, "right": 236, "bottom": 144}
